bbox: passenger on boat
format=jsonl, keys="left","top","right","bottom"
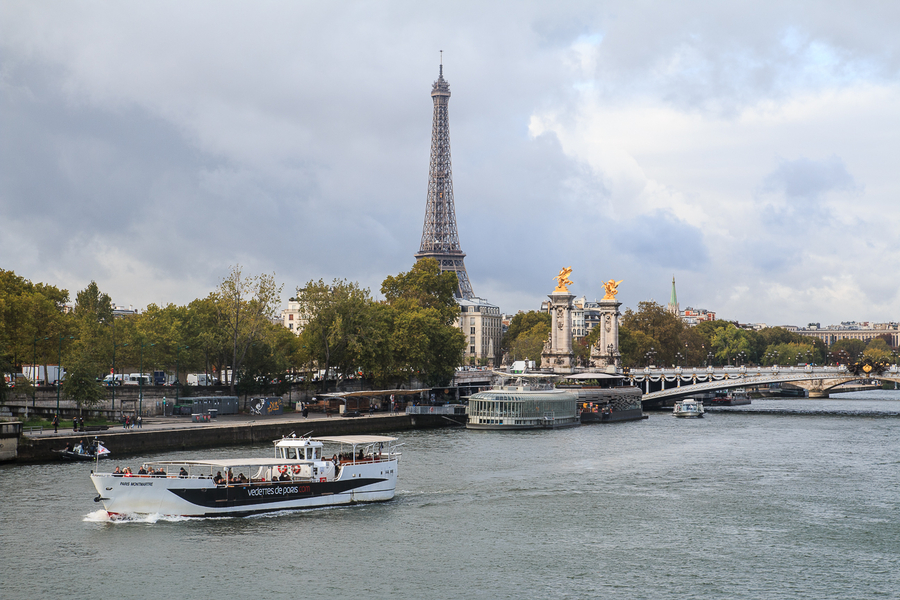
{"left": 214, "top": 471, "right": 225, "bottom": 485}
{"left": 123, "top": 467, "right": 132, "bottom": 475}
{"left": 154, "top": 468, "right": 166, "bottom": 476}
{"left": 237, "top": 473, "right": 248, "bottom": 483}
{"left": 279, "top": 469, "right": 290, "bottom": 481}
{"left": 138, "top": 466, "right": 147, "bottom": 475}
{"left": 74, "top": 441, "right": 84, "bottom": 454}
{"left": 179, "top": 467, "right": 189, "bottom": 478}
{"left": 113, "top": 466, "right": 122, "bottom": 475}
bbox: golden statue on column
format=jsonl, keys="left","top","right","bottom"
{"left": 553, "top": 267, "right": 574, "bottom": 293}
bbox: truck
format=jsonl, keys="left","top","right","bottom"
{"left": 153, "top": 371, "right": 172, "bottom": 386}
{"left": 102, "top": 374, "right": 125, "bottom": 386}
{"left": 124, "top": 373, "right": 153, "bottom": 386}
{"left": 509, "top": 360, "right": 535, "bottom": 374}
{"left": 22, "top": 365, "right": 65, "bottom": 386}
{"left": 186, "top": 373, "right": 216, "bottom": 386}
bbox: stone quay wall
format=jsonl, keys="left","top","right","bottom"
{"left": 15, "top": 413, "right": 452, "bottom": 463}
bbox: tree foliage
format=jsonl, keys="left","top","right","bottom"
{"left": 502, "top": 311, "right": 550, "bottom": 363}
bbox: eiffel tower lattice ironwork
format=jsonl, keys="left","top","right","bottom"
{"left": 414, "top": 61, "right": 475, "bottom": 299}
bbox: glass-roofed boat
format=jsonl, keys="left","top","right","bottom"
{"left": 466, "top": 377, "right": 578, "bottom": 430}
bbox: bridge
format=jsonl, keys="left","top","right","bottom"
{"left": 629, "top": 365, "right": 900, "bottom": 405}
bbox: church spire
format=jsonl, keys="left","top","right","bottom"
{"left": 668, "top": 276, "right": 680, "bottom": 316}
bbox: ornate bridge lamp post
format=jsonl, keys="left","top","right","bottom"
{"left": 644, "top": 347, "right": 656, "bottom": 368}
{"left": 706, "top": 352, "right": 714, "bottom": 368}
{"left": 675, "top": 352, "right": 684, "bottom": 367}
{"left": 736, "top": 351, "right": 747, "bottom": 367}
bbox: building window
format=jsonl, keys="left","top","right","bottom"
{"left": 289, "top": 314, "right": 294, "bottom": 321}
{"left": 470, "top": 327, "right": 476, "bottom": 334}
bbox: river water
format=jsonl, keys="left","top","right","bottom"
{"left": 2, "top": 392, "right": 899, "bottom": 599}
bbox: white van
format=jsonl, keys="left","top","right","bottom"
{"left": 124, "top": 373, "right": 153, "bottom": 386}
{"left": 102, "top": 374, "right": 125, "bottom": 387}
{"left": 186, "top": 373, "right": 215, "bottom": 386}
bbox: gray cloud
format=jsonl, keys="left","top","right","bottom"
{"left": 1, "top": 1, "right": 899, "bottom": 326}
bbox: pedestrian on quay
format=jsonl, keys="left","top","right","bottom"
{"left": 137, "top": 415, "right": 142, "bottom": 428}
{"left": 79, "top": 416, "right": 84, "bottom": 431}
{"left": 302, "top": 404, "right": 309, "bottom": 419}
{"left": 73, "top": 417, "right": 78, "bottom": 431}
{"left": 52, "top": 414, "right": 59, "bottom": 433}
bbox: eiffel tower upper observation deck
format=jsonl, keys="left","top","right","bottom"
{"left": 414, "top": 60, "right": 475, "bottom": 299}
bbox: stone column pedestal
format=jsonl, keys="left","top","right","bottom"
{"left": 541, "top": 292, "right": 575, "bottom": 373}
{"left": 590, "top": 299, "right": 622, "bottom": 372}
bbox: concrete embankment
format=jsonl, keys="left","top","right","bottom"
{"left": 16, "top": 413, "right": 456, "bottom": 463}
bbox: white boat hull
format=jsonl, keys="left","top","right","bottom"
{"left": 91, "top": 461, "right": 398, "bottom": 517}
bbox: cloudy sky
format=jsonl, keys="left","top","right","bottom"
{"left": 2, "top": 1, "right": 899, "bottom": 326}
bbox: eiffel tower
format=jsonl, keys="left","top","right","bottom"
{"left": 414, "top": 58, "right": 475, "bottom": 299}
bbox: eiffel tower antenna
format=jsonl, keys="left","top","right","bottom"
{"left": 415, "top": 55, "right": 474, "bottom": 299}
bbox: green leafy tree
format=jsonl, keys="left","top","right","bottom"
{"left": 298, "top": 278, "right": 373, "bottom": 390}
{"left": 215, "top": 265, "right": 283, "bottom": 394}
{"left": 619, "top": 301, "right": 685, "bottom": 366}
{"left": 502, "top": 310, "right": 551, "bottom": 363}
{"left": 380, "top": 260, "right": 466, "bottom": 386}
{"left": 61, "top": 357, "right": 106, "bottom": 415}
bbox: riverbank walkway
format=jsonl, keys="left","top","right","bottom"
{"left": 23, "top": 409, "right": 405, "bottom": 439}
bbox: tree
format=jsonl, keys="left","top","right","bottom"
{"left": 297, "top": 279, "right": 373, "bottom": 390}
{"left": 215, "top": 266, "right": 283, "bottom": 395}
{"left": 61, "top": 356, "right": 106, "bottom": 415}
{"left": 619, "top": 301, "right": 685, "bottom": 366}
{"left": 502, "top": 311, "right": 550, "bottom": 362}
{"left": 380, "top": 260, "right": 466, "bottom": 386}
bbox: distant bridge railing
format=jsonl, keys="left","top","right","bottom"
{"left": 628, "top": 365, "right": 900, "bottom": 401}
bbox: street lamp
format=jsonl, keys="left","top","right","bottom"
{"left": 706, "top": 352, "right": 714, "bottom": 367}
{"left": 29, "top": 336, "right": 40, "bottom": 420}
{"left": 175, "top": 344, "right": 189, "bottom": 404}
{"left": 139, "top": 341, "right": 156, "bottom": 422}
{"left": 56, "top": 334, "right": 73, "bottom": 420}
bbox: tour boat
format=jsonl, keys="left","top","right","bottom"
{"left": 90, "top": 434, "right": 400, "bottom": 518}
{"left": 672, "top": 398, "right": 705, "bottom": 418}
{"left": 466, "top": 382, "right": 579, "bottom": 429}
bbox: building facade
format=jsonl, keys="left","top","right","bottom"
{"left": 793, "top": 322, "right": 900, "bottom": 347}
{"left": 456, "top": 297, "right": 502, "bottom": 366}
{"left": 280, "top": 300, "right": 310, "bottom": 335}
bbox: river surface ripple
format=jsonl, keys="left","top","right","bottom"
{"left": 2, "top": 392, "right": 899, "bottom": 599}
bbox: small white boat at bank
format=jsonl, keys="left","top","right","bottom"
{"left": 672, "top": 398, "right": 705, "bottom": 418}
{"left": 90, "top": 435, "right": 400, "bottom": 518}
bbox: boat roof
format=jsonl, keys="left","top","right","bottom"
{"left": 311, "top": 435, "right": 397, "bottom": 444}
{"left": 559, "top": 372, "right": 624, "bottom": 380}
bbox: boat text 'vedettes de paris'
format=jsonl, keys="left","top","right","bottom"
{"left": 90, "top": 435, "right": 401, "bottom": 518}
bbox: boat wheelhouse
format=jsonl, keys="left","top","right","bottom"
{"left": 466, "top": 383, "right": 578, "bottom": 429}
{"left": 90, "top": 435, "right": 401, "bottom": 518}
